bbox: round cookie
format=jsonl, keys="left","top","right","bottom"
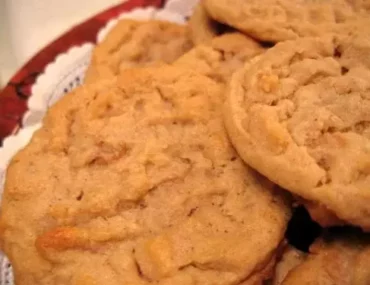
{"left": 203, "top": 0, "right": 367, "bottom": 42}
{"left": 0, "top": 66, "right": 290, "bottom": 285}
{"left": 84, "top": 20, "right": 192, "bottom": 83}
{"left": 225, "top": 35, "right": 370, "bottom": 230}
{"left": 276, "top": 235, "right": 370, "bottom": 285}
{"left": 176, "top": 32, "right": 265, "bottom": 83}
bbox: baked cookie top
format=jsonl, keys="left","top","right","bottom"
{"left": 203, "top": 0, "right": 369, "bottom": 42}
{"left": 277, "top": 234, "right": 370, "bottom": 285}
{"left": 225, "top": 35, "right": 370, "bottom": 230}
{"left": 84, "top": 20, "right": 192, "bottom": 83}
{"left": 0, "top": 66, "right": 290, "bottom": 285}
{"left": 176, "top": 32, "right": 265, "bottom": 83}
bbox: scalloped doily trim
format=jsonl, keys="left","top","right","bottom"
{"left": 24, "top": 43, "right": 94, "bottom": 127}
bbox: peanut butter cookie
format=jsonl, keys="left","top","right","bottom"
{"left": 1, "top": 66, "right": 290, "bottom": 285}
{"left": 225, "top": 35, "right": 370, "bottom": 229}
{"left": 203, "top": 0, "right": 368, "bottom": 42}
{"left": 189, "top": 2, "right": 226, "bottom": 44}
{"left": 277, "top": 234, "right": 370, "bottom": 285}
{"left": 84, "top": 20, "right": 192, "bottom": 83}
{"left": 176, "top": 32, "right": 265, "bottom": 83}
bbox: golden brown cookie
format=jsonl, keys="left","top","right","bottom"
{"left": 84, "top": 20, "right": 192, "bottom": 83}
{"left": 276, "top": 235, "right": 370, "bottom": 285}
{"left": 203, "top": 0, "right": 368, "bottom": 42}
{"left": 176, "top": 32, "right": 265, "bottom": 83}
{"left": 189, "top": 2, "right": 222, "bottom": 44}
{"left": 272, "top": 247, "right": 307, "bottom": 285}
{"left": 225, "top": 34, "right": 370, "bottom": 230}
{"left": 302, "top": 199, "right": 346, "bottom": 227}
{"left": 1, "top": 66, "right": 290, "bottom": 285}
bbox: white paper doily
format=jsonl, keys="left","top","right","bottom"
{"left": 0, "top": 0, "right": 199, "bottom": 284}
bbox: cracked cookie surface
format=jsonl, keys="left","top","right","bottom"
{"left": 84, "top": 20, "right": 192, "bottom": 83}
{"left": 225, "top": 35, "right": 370, "bottom": 230}
{"left": 203, "top": 0, "right": 370, "bottom": 42}
{"left": 176, "top": 32, "right": 264, "bottom": 84}
{"left": 0, "top": 66, "right": 290, "bottom": 285}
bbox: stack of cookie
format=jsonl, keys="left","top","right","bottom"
{"left": 1, "top": 1, "right": 370, "bottom": 284}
